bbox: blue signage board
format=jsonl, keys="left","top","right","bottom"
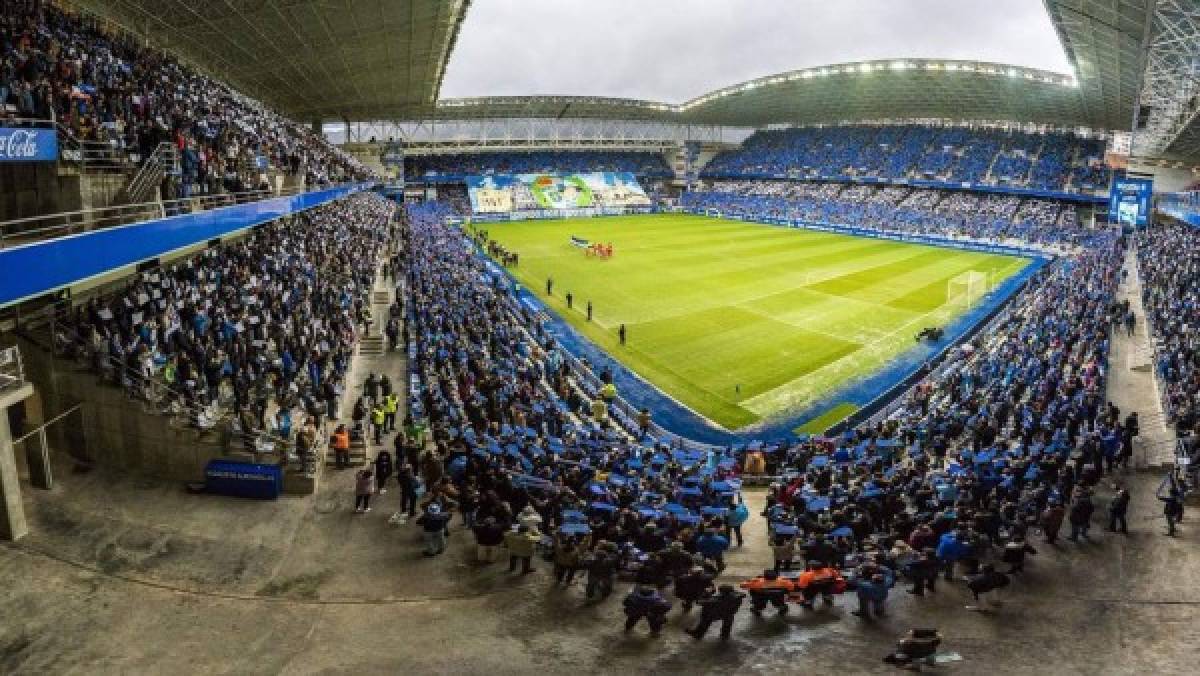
{"left": 1109, "top": 177, "right": 1154, "bottom": 226}
{"left": 0, "top": 182, "right": 366, "bottom": 308}
{"left": 0, "top": 127, "right": 59, "bottom": 162}
{"left": 204, "top": 460, "right": 283, "bottom": 499}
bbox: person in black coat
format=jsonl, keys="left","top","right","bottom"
{"left": 965, "top": 563, "right": 1009, "bottom": 611}
{"left": 674, "top": 566, "right": 716, "bottom": 613}
{"left": 687, "top": 585, "right": 745, "bottom": 640}
{"left": 1067, "top": 491, "right": 1095, "bottom": 542}
{"left": 374, "top": 450, "right": 393, "bottom": 494}
{"left": 1108, "top": 486, "right": 1130, "bottom": 534}
{"left": 623, "top": 586, "right": 673, "bottom": 635}
{"left": 1001, "top": 536, "right": 1037, "bottom": 574}
{"left": 395, "top": 462, "right": 419, "bottom": 518}
{"left": 906, "top": 548, "right": 940, "bottom": 596}
{"left": 582, "top": 541, "right": 618, "bottom": 600}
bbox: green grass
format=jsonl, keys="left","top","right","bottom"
{"left": 483, "top": 214, "right": 1029, "bottom": 430}
{"left": 794, "top": 403, "right": 860, "bottom": 435}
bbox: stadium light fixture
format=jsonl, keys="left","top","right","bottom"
{"left": 802, "top": 70, "right": 815, "bottom": 79}
{"left": 859, "top": 63, "right": 873, "bottom": 73}
{"left": 890, "top": 61, "right": 908, "bottom": 71}
{"left": 1007, "top": 68, "right": 1018, "bottom": 77}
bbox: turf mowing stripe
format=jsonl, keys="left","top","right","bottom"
{"left": 485, "top": 214, "right": 1032, "bottom": 430}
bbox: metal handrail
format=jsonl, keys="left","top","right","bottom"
{"left": 0, "top": 345, "right": 26, "bottom": 394}
{"left": 120, "top": 142, "right": 179, "bottom": 205}
{"left": 3, "top": 116, "right": 136, "bottom": 172}
{"left": 0, "top": 182, "right": 347, "bottom": 250}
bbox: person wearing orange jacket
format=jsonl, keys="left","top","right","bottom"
{"left": 792, "top": 559, "right": 846, "bottom": 609}
{"left": 331, "top": 424, "right": 351, "bottom": 469}
{"left": 739, "top": 569, "right": 794, "bottom": 615}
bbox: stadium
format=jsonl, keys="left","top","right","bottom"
{"left": 1, "top": 0, "right": 1200, "bottom": 673}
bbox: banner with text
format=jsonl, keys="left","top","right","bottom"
{"left": 0, "top": 127, "right": 58, "bottom": 162}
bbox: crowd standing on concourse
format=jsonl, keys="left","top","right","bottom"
{"left": 338, "top": 199, "right": 1179, "bottom": 651}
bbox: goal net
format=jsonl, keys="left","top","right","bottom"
{"left": 704, "top": 208, "right": 722, "bottom": 219}
{"left": 947, "top": 270, "right": 989, "bottom": 308}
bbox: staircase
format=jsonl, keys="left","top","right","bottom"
{"left": 117, "top": 142, "right": 179, "bottom": 206}
{"left": 325, "top": 437, "right": 368, "bottom": 468}
{"left": 357, "top": 335, "right": 385, "bottom": 357}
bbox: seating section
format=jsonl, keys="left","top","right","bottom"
{"left": 682, "top": 181, "right": 1097, "bottom": 247}
{"left": 0, "top": 1, "right": 372, "bottom": 194}
{"left": 406, "top": 151, "right": 673, "bottom": 178}
{"left": 1138, "top": 222, "right": 1200, "bottom": 432}
{"left": 702, "top": 125, "right": 1112, "bottom": 193}
{"left": 55, "top": 193, "right": 394, "bottom": 439}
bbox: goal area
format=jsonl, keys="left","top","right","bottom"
{"left": 947, "top": 270, "right": 989, "bottom": 308}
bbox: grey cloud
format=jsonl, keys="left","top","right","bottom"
{"left": 439, "top": 0, "right": 1072, "bottom": 102}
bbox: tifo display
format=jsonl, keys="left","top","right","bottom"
{"left": 466, "top": 172, "right": 652, "bottom": 213}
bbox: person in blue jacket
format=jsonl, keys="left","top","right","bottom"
{"left": 623, "top": 585, "right": 673, "bottom": 635}
{"left": 936, "top": 528, "right": 971, "bottom": 581}
{"left": 695, "top": 528, "right": 731, "bottom": 571}
{"left": 852, "top": 567, "right": 895, "bottom": 619}
{"left": 727, "top": 498, "right": 750, "bottom": 547}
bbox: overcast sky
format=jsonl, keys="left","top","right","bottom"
{"left": 440, "top": 0, "right": 1072, "bottom": 102}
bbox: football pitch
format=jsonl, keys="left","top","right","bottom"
{"left": 483, "top": 214, "right": 1030, "bottom": 430}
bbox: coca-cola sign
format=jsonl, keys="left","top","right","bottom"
{"left": 0, "top": 128, "right": 59, "bottom": 162}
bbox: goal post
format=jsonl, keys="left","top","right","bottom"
{"left": 704, "top": 208, "right": 722, "bottom": 219}
{"left": 947, "top": 270, "right": 989, "bottom": 308}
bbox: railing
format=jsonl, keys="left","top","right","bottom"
{"left": 2, "top": 117, "right": 136, "bottom": 173}
{"left": 119, "top": 142, "right": 180, "bottom": 205}
{"left": 0, "top": 184, "right": 329, "bottom": 250}
{"left": 0, "top": 345, "right": 26, "bottom": 394}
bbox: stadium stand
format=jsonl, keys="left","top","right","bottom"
{"left": 1138, "top": 222, "right": 1200, "bottom": 435}
{"left": 51, "top": 193, "right": 393, "bottom": 449}
{"left": 681, "top": 181, "right": 1099, "bottom": 247}
{"left": 0, "top": 1, "right": 372, "bottom": 197}
{"left": 406, "top": 150, "right": 673, "bottom": 178}
{"left": 701, "top": 125, "right": 1112, "bottom": 193}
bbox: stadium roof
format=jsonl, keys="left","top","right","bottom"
{"left": 70, "top": 0, "right": 1159, "bottom": 138}
{"left": 69, "top": 0, "right": 470, "bottom": 121}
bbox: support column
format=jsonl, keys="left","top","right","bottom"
{"left": 24, "top": 428, "right": 52, "bottom": 490}
{"left": 0, "top": 384, "right": 35, "bottom": 541}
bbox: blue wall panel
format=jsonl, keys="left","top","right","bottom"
{"left": 0, "top": 183, "right": 367, "bottom": 307}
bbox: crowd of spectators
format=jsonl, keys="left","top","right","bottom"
{"left": 742, "top": 228, "right": 1129, "bottom": 612}
{"left": 406, "top": 151, "right": 672, "bottom": 179}
{"left": 391, "top": 196, "right": 1133, "bottom": 628}
{"left": 682, "top": 181, "right": 1098, "bottom": 247}
{"left": 701, "top": 125, "right": 1111, "bottom": 194}
{"left": 56, "top": 193, "right": 393, "bottom": 451}
{"left": 402, "top": 200, "right": 747, "bottom": 583}
{"left": 1138, "top": 222, "right": 1200, "bottom": 434}
{"left": 0, "top": 1, "right": 372, "bottom": 194}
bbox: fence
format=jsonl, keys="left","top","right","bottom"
{"left": 0, "top": 345, "right": 25, "bottom": 394}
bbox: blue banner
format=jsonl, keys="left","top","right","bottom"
{"left": 204, "top": 460, "right": 282, "bottom": 500}
{"left": 0, "top": 183, "right": 368, "bottom": 307}
{"left": 0, "top": 127, "right": 58, "bottom": 162}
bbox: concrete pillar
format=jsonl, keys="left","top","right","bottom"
{"left": 0, "top": 384, "right": 34, "bottom": 541}
{"left": 24, "top": 428, "right": 52, "bottom": 490}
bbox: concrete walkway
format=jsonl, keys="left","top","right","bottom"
{"left": 1104, "top": 242, "right": 1176, "bottom": 468}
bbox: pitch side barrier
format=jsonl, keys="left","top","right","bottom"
{"left": 701, "top": 172, "right": 1109, "bottom": 205}
{"left": 685, "top": 207, "right": 1055, "bottom": 260}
